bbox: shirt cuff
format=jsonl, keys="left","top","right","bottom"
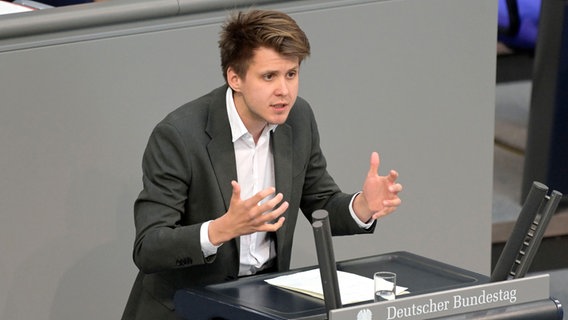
{"left": 349, "top": 192, "right": 374, "bottom": 229}
{"left": 200, "top": 220, "right": 222, "bottom": 257}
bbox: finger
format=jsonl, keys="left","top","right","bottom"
{"left": 383, "top": 197, "right": 401, "bottom": 207}
{"left": 258, "top": 216, "right": 286, "bottom": 232}
{"left": 253, "top": 201, "right": 289, "bottom": 227}
{"left": 258, "top": 193, "right": 284, "bottom": 212}
{"left": 231, "top": 180, "right": 241, "bottom": 200}
{"left": 387, "top": 170, "right": 399, "bottom": 183}
{"left": 250, "top": 186, "right": 277, "bottom": 206}
{"left": 258, "top": 199, "right": 288, "bottom": 221}
{"left": 255, "top": 194, "right": 282, "bottom": 216}
{"left": 389, "top": 183, "right": 403, "bottom": 193}
{"left": 372, "top": 207, "right": 396, "bottom": 220}
{"left": 367, "top": 152, "right": 380, "bottom": 177}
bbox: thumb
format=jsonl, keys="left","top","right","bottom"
{"left": 231, "top": 180, "right": 242, "bottom": 200}
{"left": 368, "top": 152, "right": 380, "bottom": 177}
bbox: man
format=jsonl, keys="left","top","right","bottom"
{"left": 122, "top": 9, "right": 402, "bottom": 320}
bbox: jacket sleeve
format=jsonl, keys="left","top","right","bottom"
{"left": 132, "top": 121, "right": 209, "bottom": 274}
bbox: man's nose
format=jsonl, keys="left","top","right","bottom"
{"left": 275, "top": 78, "right": 289, "bottom": 96}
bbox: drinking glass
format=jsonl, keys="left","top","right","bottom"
{"left": 374, "top": 271, "right": 396, "bottom": 302}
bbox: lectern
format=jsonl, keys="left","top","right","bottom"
{"left": 175, "top": 251, "right": 563, "bottom": 319}
{"left": 175, "top": 210, "right": 563, "bottom": 319}
{"left": 174, "top": 251, "right": 490, "bottom": 319}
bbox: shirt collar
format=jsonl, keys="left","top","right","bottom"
{"left": 225, "top": 87, "right": 277, "bottom": 143}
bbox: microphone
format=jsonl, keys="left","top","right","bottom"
{"left": 312, "top": 209, "right": 342, "bottom": 312}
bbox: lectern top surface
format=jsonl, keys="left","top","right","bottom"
{"left": 174, "top": 251, "right": 489, "bottom": 320}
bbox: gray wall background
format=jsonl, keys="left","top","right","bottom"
{"left": 0, "top": 0, "right": 497, "bottom": 319}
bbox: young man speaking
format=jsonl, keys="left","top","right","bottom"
{"left": 122, "top": 9, "right": 402, "bottom": 320}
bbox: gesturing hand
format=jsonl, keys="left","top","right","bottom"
{"left": 209, "top": 181, "right": 288, "bottom": 246}
{"left": 355, "top": 152, "right": 402, "bottom": 222}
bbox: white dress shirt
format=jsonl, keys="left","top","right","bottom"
{"left": 200, "top": 87, "right": 372, "bottom": 276}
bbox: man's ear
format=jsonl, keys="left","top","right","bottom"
{"left": 227, "top": 67, "right": 241, "bottom": 92}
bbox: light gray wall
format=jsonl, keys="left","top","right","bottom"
{"left": 0, "top": 0, "right": 497, "bottom": 319}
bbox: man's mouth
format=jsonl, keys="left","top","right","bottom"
{"left": 271, "top": 103, "right": 288, "bottom": 110}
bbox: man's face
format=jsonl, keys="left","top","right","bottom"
{"left": 228, "top": 47, "right": 300, "bottom": 135}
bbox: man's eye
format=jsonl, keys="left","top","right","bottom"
{"left": 287, "top": 71, "right": 297, "bottom": 79}
{"left": 263, "top": 74, "right": 274, "bottom": 80}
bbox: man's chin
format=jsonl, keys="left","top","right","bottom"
{"left": 270, "top": 119, "right": 288, "bottom": 125}
{"left": 268, "top": 114, "right": 290, "bottom": 125}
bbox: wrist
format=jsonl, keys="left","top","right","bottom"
{"left": 354, "top": 192, "right": 373, "bottom": 223}
{"left": 208, "top": 215, "right": 235, "bottom": 246}
{"left": 201, "top": 221, "right": 221, "bottom": 256}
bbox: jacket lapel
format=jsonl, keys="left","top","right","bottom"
{"left": 205, "top": 86, "right": 294, "bottom": 267}
{"left": 271, "top": 124, "right": 293, "bottom": 248}
{"left": 205, "top": 87, "right": 237, "bottom": 213}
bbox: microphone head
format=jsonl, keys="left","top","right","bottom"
{"left": 312, "top": 209, "right": 329, "bottom": 221}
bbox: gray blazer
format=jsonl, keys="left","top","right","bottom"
{"left": 122, "top": 85, "right": 374, "bottom": 320}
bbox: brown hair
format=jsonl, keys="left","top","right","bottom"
{"left": 218, "top": 9, "right": 311, "bottom": 83}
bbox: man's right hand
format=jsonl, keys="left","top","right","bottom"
{"left": 208, "top": 180, "right": 288, "bottom": 246}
